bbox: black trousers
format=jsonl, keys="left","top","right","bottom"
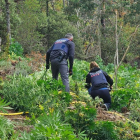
{"left": 51, "top": 59, "right": 69, "bottom": 92}
{"left": 90, "top": 89, "right": 111, "bottom": 104}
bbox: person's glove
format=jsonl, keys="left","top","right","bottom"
{"left": 109, "top": 86, "right": 113, "bottom": 92}
{"left": 46, "top": 64, "right": 49, "bottom": 70}
{"left": 85, "top": 83, "right": 91, "bottom": 89}
{"left": 69, "top": 69, "right": 73, "bottom": 76}
{"left": 110, "top": 86, "right": 113, "bottom": 90}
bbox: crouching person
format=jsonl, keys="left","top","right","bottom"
{"left": 85, "top": 61, "right": 113, "bottom": 111}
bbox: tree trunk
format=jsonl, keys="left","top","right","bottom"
{"left": 63, "top": 0, "right": 65, "bottom": 8}
{"left": 115, "top": 10, "right": 118, "bottom": 89}
{"left": 97, "top": 2, "right": 101, "bottom": 57}
{"left": 115, "top": 10, "right": 119, "bottom": 65}
{"left": 101, "top": 0, "right": 105, "bottom": 28}
{"left": 5, "top": 0, "right": 11, "bottom": 40}
{"left": 0, "top": 37, "right": 1, "bottom": 52}
{"left": 46, "top": 0, "right": 49, "bottom": 17}
{"left": 67, "top": 0, "right": 69, "bottom": 6}
{"left": 75, "top": 8, "right": 80, "bottom": 37}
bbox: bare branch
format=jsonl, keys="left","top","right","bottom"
{"left": 117, "top": 25, "right": 139, "bottom": 70}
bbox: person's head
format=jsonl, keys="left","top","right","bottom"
{"left": 90, "top": 61, "right": 99, "bottom": 70}
{"left": 65, "top": 33, "right": 73, "bottom": 41}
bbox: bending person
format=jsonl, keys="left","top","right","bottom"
{"left": 85, "top": 61, "right": 113, "bottom": 110}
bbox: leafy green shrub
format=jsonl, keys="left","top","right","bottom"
{"left": 70, "top": 59, "right": 89, "bottom": 92}
{"left": 95, "top": 55, "right": 114, "bottom": 73}
{"left": 129, "top": 99, "right": 140, "bottom": 122}
{"left": 37, "top": 78, "right": 65, "bottom": 91}
{"left": 111, "top": 88, "right": 139, "bottom": 111}
{"left": 114, "top": 121, "right": 140, "bottom": 140}
{"left": 72, "top": 59, "right": 89, "bottom": 81}
{"left": 9, "top": 38, "right": 23, "bottom": 56}
{"left": 65, "top": 106, "right": 96, "bottom": 136}
{"left": 95, "top": 55, "right": 104, "bottom": 69}
{"left": 0, "top": 60, "right": 11, "bottom": 67}
{"left": 93, "top": 121, "right": 118, "bottom": 140}
{"left": 133, "top": 130, "right": 140, "bottom": 137}
{"left": 1, "top": 74, "right": 52, "bottom": 115}
{"left": 0, "top": 97, "right": 12, "bottom": 112}
{"left": 1, "top": 73, "right": 70, "bottom": 116}
{"left": 0, "top": 116, "right": 15, "bottom": 139}
{"left": 20, "top": 112, "right": 80, "bottom": 140}
{"left": 36, "top": 78, "right": 72, "bottom": 119}
{"left": 14, "top": 60, "right": 33, "bottom": 76}
{"left": 116, "top": 64, "right": 140, "bottom": 89}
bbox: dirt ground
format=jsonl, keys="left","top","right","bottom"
{"left": 2, "top": 106, "right": 130, "bottom": 133}
{"left": 96, "top": 107, "right": 130, "bottom": 122}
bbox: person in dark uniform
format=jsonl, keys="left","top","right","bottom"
{"left": 46, "top": 33, "right": 75, "bottom": 92}
{"left": 85, "top": 61, "right": 113, "bottom": 110}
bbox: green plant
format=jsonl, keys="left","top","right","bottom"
{"left": 95, "top": 55, "right": 104, "bottom": 69}
{"left": 1, "top": 74, "right": 45, "bottom": 115}
{"left": 0, "top": 97, "right": 12, "bottom": 113}
{"left": 0, "top": 116, "right": 14, "bottom": 139}
{"left": 1, "top": 72, "right": 71, "bottom": 117}
{"left": 20, "top": 112, "right": 80, "bottom": 140}
{"left": 15, "top": 60, "right": 33, "bottom": 76}
{"left": 93, "top": 121, "right": 118, "bottom": 140}
{"left": 111, "top": 88, "right": 139, "bottom": 111}
{"left": 65, "top": 105, "right": 96, "bottom": 137}
{"left": 114, "top": 121, "right": 140, "bottom": 140}
{"left": 129, "top": 99, "right": 140, "bottom": 122}
{"left": 9, "top": 38, "right": 23, "bottom": 56}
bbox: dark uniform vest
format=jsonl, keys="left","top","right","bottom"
{"left": 90, "top": 70, "right": 108, "bottom": 88}
{"left": 52, "top": 38, "right": 69, "bottom": 54}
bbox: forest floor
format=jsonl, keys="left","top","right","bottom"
{"left": 0, "top": 53, "right": 131, "bottom": 133}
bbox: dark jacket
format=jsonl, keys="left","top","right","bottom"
{"left": 85, "top": 67, "right": 113, "bottom": 90}
{"left": 46, "top": 38, "right": 75, "bottom": 71}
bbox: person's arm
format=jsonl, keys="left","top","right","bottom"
{"left": 68, "top": 41, "right": 75, "bottom": 75}
{"left": 103, "top": 71, "right": 113, "bottom": 88}
{"left": 85, "top": 73, "right": 91, "bottom": 89}
{"left": 46, "top": 46, "right": 53, "bottom": 69}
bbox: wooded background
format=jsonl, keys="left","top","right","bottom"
{"left": 0, "top": 0, "right": 140, "bottom": 64}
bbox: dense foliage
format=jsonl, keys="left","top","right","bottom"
{"left": 0, "top": 0, "right": 140, "bottom": 139}
{"left": 0, "top": 57, "right": 140, "bottom": 139}
{"left": 1, "top": 0, "right": 140, "bottom": 63}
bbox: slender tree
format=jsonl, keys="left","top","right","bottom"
{"left": 46, "top": 0, "right": 49, "bottom": 17}
{"left": 97, "top": 1, "right": 101, "bottom": 57}
{"left": 63, "top": 0, "right": 65, "bottom": 8}
{"left": 5, "top": 0, "right": 11, "bottom": 41}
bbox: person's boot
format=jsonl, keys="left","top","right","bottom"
{"left": 102, "top": 104, "right": 108, "bottom": 111}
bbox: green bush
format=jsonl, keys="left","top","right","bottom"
{"left": 1, "top": 74, "right": 50, "bottom": 115}
{"left": 114, "top": 121, "right": 140, "bottom": 140}
{"left": 9, "top": 38, "right": 23, "bottom": 56}
{"left": 0, "top": 116, "right": 15, "bottom": 139}
{"left": 111, "top": 88, "right": 139, "bottom": 111}
{"left": 129, "top": 99, "right": 140, "bottom": 122}
{"left": 65, "top": 106, "right": 96, "bottom": 137}
{"left": 1, "top": 73, "right": 70, "bottom": 116}
{"left": 20, "top": 112, "right": 80, "bottom": 140}
{"left": 93, "top": 121, "right": 118, "bottom": 140}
